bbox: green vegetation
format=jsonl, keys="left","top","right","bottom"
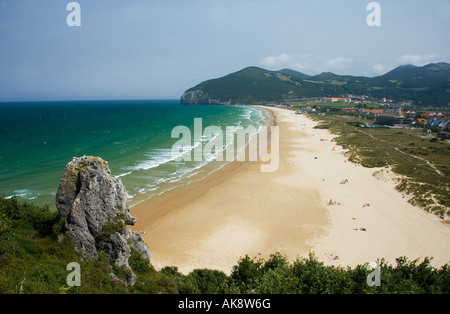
{"left": 0, "top": 197, "right": 177, "bottom": 294}
{"left": 308, "top": 113, "right": 450, "bottom": 219}
{"left": 1, "top": 197, "right": 449, "bottom": 294}
{"left": 94, "top": 214, "right": 126, "bottom": 243}
{"left": 183, "top": 63, "right": 450, "bottom": 106}
{"left": 331, "top": 80, "right": 347, "bottom": 85}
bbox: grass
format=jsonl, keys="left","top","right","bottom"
{"left": 308, "top": 113, "right": 450, "bottom": 220}
{"left": 331, "top": 80, "right": 347, "bottom": 85}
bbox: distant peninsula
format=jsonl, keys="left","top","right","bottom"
{"left": 181, "top": 63, "right": 450, "bottom": 107}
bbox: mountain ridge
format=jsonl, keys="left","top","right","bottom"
{"left": 181, "top": 62, "right": 450, "bottom": 106}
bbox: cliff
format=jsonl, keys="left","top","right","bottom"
{"left": 56, "top": 156, "right": 150, "bottom": 285}
{"left": 180, "top": 89, "right": 230, "bottom": 105}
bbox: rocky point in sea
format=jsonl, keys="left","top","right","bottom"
{"left": 56, "top": 156, "right": 150, "bottom": 286}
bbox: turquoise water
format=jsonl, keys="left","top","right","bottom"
{"left": 0, "top": 100, "right": 268, "bottom": 209}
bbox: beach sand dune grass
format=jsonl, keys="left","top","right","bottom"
{"left": 310, "top": 114, "right": 450, "bottom": 219}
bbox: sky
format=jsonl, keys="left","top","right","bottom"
{"left": 0, "top": 0, "right": 449, "bottom": 101}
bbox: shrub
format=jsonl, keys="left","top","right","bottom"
{"left": 0, "top": 197, "right": 59, "bottom": 238}
{"left": 230, "top": 254, "right": 264, "bottom": 292}
{"left": 128, "top": 248, "right": 150, "bottom": 275}
{"left": 254, "top": 266, "right": 298, "bottom": 294}
{"left": 180, "top": 269, "right": 229, "bottom": 294}
{"left": 0, "top": 213, "right": 17, "bottom": 258}
{"left": 94, "top": 216, "right": 126, "bottom": 243}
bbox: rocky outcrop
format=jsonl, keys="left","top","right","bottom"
{"left": 56, "top": 156, "right": 150, "bottom": 285}
{"left": 180, "top": 89, "right": 208, "bottom": 104}
{"left": 180, "top": 89, "right": 230, "bottom": 105}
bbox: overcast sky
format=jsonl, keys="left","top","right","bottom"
{"left": 0, "top": 0, "right": 449, "bottom": 101}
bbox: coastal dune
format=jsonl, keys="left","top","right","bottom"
{"left": 130, "top": 107, "right": 450, "bottom": 274}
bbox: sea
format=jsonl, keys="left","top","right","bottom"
{"left": 0, "top": 99, "right": 269, "bottom": 210}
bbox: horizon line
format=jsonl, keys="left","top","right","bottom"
{"left": 0, "top": 98, "right": 182, "bottom": 104}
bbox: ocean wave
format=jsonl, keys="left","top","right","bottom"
{"left": 239, "top": 111, "right": 252, "bottom": 120}
{"left": 124, "top": 107, "right": 270, "bottom": 202}
{"left": 6, "top": 189, "right": 39, "bottom": 200}
{"left": 116, "top": 171, "right": 132, "bottom": 178}
{"left": 126, "top": 146, "right": 193, "bottom": 172}
{"left": 126, "top": 156, "right": 215, "bottom": 200}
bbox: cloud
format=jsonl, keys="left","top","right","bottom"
{"left": 261, "top": 53, "right": 354, "bottom": 75}
{"left": 262, "top": 54, "right": 293, "bottom": 67}
{"left": 372, "top": 63, "right": 391, "bottom": 75}
{"left": 370, "top": 53, "right": 441, "bottom": 76}
{"left": 397, "top": 53, "right": 440, "bottom": 66}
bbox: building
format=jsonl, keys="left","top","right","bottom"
{"left": 416, "top": 118, "right": 427, "bottom": 125}
{"left": 404, "top": 111, "right": 417, "bottom": 118}
{"left": 342, "top": 107, "right": 383, "bottom": 116}
{"left": 343, "top": 107, "right": 359, "bottom": 113}
{"left": 322, "top": 97, "right": 351, "bottom": 103}
{"left": 427, "top": 117, "right": 450, "bottom": 130}
{"left": 364, "top": 109, "right": 384, "bottom": 116}
{"left": 375, "top": 114, "right": 415, "bottom": 127}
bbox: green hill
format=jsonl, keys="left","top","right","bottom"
{"left": 181, "top": 63, "right": 450, "bottom": 106}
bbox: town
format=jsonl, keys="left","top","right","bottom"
{"left": 283, "top": 95, "right": 450, "bottom": 136}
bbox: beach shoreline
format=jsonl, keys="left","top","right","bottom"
{"left": 130, "top": 106, "right": 450, "bottom": 274}
{"left": 129, "top": 105, "right": 276, "bottom": 233}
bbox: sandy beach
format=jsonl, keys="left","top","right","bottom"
{"left": 130, "top": 106, "right": 450, "bottom": 274}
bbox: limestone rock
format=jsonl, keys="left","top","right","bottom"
{"left": 180, "top": 89, "right": 228, "bottom": 105}
{"left": 56, "top": 156, "right": 150, "bottom": 285}
{"left": 180, "top": 89, "right": 208, "bottom": 104}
